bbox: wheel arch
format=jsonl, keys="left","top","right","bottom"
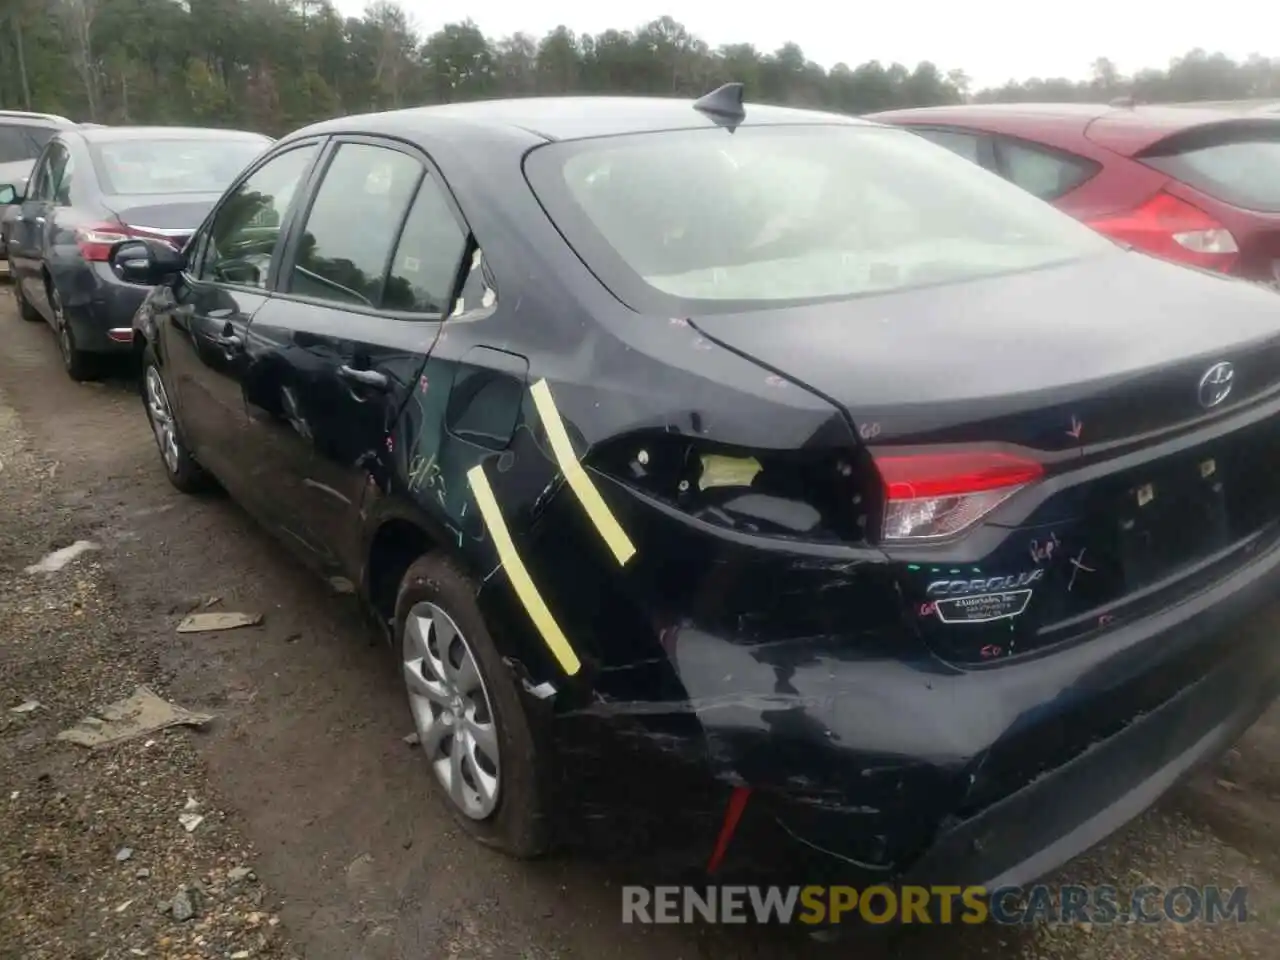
{"left": 361, "top": 505, "right": 564, "bottom": 691}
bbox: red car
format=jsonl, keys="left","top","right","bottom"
{"left": 869, "top": 103, "right": 1280, "bottom": 286}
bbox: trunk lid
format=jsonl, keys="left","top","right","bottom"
{"left": 689, "top": 250, "right": 1280, "bottom": 452}
{"left": 690, "top": 249, "right": 1280, "bottom": 665}
{"left": 103, "top": 192, "right": 220, "bottom": 250}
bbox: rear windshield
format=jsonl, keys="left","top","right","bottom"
{"left": 1143, "top": 137, "right": 1280, "bottom": 213}
{"left": 524, "top": 124, "right": 1113, "bottom": 316}
{"left": 90, "top": 137, "right": 268, "bottom": 195}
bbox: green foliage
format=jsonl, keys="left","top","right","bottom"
{"left": 1, "top": 1, "right": 1276, "bottom": 134}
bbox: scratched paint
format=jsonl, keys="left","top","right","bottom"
{"left": 1029, "top": 531, "right": 1060, "bottom": 564}
{"left": 1067, "top": 548, "right": 1096, "bottom": 592}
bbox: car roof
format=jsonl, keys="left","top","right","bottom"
{"left": 292, "top": 95, "right": 869, "bottom": 146}
{"left": 868, "top": 101, "right": 1280, "bottom": 156}
{"left": 72, "top": 125, "right": 269, "bottom": 143}
{"left": 0, "top": 110, "right": 75, "bottom": 128}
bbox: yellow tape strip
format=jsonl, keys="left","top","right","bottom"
{"left": 529, "top": 378, "right": 637, "bottom": 566}
{"left": 466, "top": 464, "right": 581, "bottom": 676}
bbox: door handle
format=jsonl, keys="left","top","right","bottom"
{"left": 215, "top": 333, "right": 242, "bottom": 351}
{"left": 33, "top": 216, "right": 45, "bottom": 225}
{"left": 337, "top": 365, "right": 388, "bottom": 390}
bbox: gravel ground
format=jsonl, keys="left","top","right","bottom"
{"left": 0, "top": 376, "right": 297, "bottom": 960}
{"left": 2, "top": 285, "right": 1280, "bottom": 959}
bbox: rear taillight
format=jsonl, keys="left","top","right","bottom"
{"left": 75, "top": 223, "right": 133, "bottom": 261}
{"left": 872, "top": 449, "right": 1044, "bottom": 542}
{"left": 1087, "top": 191, "right": 1239, "bottom": 273}
{"left": 75, "top": 222, "right": 180, "bottom": 262}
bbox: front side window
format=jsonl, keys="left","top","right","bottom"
{"left": 525, "top": 124, "right": 1115, "bottom": 316}
{"left": 384, "top": 174, "right": 469, "bottom": 315}
{"left": 200, "top": 144, "right": 317, "bottom": 288}
{"left": 286, "top": 142, "right": 422, "bottom": 308}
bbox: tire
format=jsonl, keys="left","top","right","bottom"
{"left": 395, "top": 553, "right": 550, "bottom": 858}
{"left": 13, "top": 279, "right": 39, "bottom": 322}
{"left": 140, "top": 343, "right": 210, "bottom": 494}
{"left": 49, "top": 283, "right": 97, "bottom": 382}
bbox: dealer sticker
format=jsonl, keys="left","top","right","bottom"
{"left": 935, "top": 589, "right": 1033, "bottom": 624}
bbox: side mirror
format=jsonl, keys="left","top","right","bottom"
{"left": 110, "top": 237, "right": 186, "bottom": 285}
{"left": 0, "top": 183, "right": 21, "bottom": 205}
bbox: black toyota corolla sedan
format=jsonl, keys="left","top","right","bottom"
{"left": 110, "top": 86, "right": 1280, "bottom": 891}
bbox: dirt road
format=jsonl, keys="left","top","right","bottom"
{"left": 2, "top": 288, "right": 1280, "bottom": 959}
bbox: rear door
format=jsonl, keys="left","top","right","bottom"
{"left": 242, "top": 137, "right": 467, "bottom": 575}
{"left": 158, "top": 142, "right": 321, "bottom": 491}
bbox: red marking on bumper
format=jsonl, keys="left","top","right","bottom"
{"left": 705, "top": 785, "right": 751, "bottom": 875}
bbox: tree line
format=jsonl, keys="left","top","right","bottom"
{"left": 2, "top": 0, "right": 1278, "bottom": 136}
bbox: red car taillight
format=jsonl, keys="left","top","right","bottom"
{"left": 1086, "top": 191, "right": 1239, "bottom": 274}
{"left": 75, "top": 222, "right": 178, "bottom": 262}
{"left": 871, "top": 449, "right": 1044, "bottom": 542}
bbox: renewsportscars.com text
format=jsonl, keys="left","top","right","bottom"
{"left": 621, "top": 884, "right": 1250, "bottom": 925}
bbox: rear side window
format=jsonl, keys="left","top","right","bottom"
{"left": 915, "top": 129, "right": 983, "bottom": 164}
{"left": 1143, "top": 136, "right": 1280, "bottom": 213}
{"left": 46, "top": 143, "right": 74, "bottom": 206}
{"left": 287, "top": 143, "right": 422, "bottom": 308}
{"left": 995, "top": 139, "right": 1099, "bottom": 201}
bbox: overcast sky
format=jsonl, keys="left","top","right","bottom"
{"left": 328, "top": 0, "right": 1276, "bottom": 91}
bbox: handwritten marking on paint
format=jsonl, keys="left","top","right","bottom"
{"left": 669, "top": 317, "right": 690, "bottom": 327}
{"left": 408, "top": 454, "right": 445, "bottom": 496}
{"left": 858, "top": 422, "right": 882, "bottom": 440}
{"left": 1029, "top": 532, "right": 1060, "bottom": 564}
{"left": 764, "top": 375, "right": 787, "bottom": 388}
{"left": 418, "top": 376, "right": 429, "bottom": 393}
{"left": 692, "top": 337, "right": 713, "bottom": 351}
{"left": 919, "top": 602, "right": 937, "bottom": 618}
{"left": 980, "top": 644, "right": 1003, "bottom": 660}
{"left": 1067, "top": 548, "right": 1095, "bottom": 592}
{"left": 1066, "top": 415, "right": 1083, "bottom": 440}
{"left": 385, "top": 436, "right": 394, "bottom": 454}
{"left": 1098, "top": 614, "right": 1115, "bottom": 629}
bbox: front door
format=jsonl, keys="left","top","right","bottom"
{"left": 242, "top": 138, "right": 465, "bottom": 575}
{"left": 10, "top": 143, "right": 57, "bottom": 308}
{"left": 158, "top": 142, "right": 321, "bottom": 493}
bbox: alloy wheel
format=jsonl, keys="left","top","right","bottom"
{"left": 402, "top": 601, "right": 501, "bottom": 820}
{"left": 52, "top": 289, "right": 72, "bottom": 368}
{"left": 144, "top": 366, "right": 181, "bottom": 474}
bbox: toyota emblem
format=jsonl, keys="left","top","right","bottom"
{"left": 1198, "top": 361, "right": 1235, "bottom": 409}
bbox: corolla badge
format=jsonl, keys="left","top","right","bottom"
{"left": 926, "top": 569, "right": 1044, "bottom": 598}
{"left": 1198, "top": 361, "right": 1234, "bottom": 409}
